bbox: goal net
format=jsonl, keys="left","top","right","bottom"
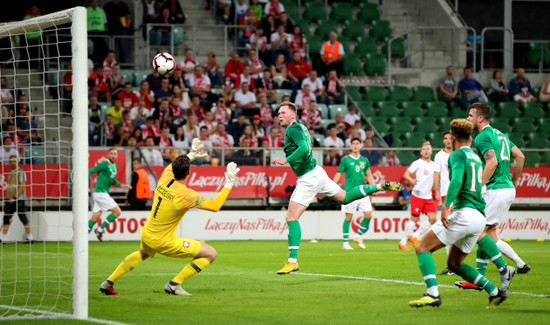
{"left": 0, "top": 7, "right": 88, "bottom": 320}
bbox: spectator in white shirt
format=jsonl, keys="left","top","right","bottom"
{"left": 323, "top": 123, "right": 344, "bottom": 148}
{"left": 270, "top": 25, "right": 291, "bottom": 64}
{"left": 295, "top": 84, "right": 316, "bottom": 111}
{"left": 234, "top": 81, "right": 258, "bottom": 117}
{"left": 344, "top": 104, "right": 361, "bottom": 126}
{"left": 0, "top": 137, "right": 20, "bottom": 164}
{"left": 141, "top": 136, "right": 164, "bottom": 166}
{"left": 301, "top": 70, "right": 327, "bottom": 104}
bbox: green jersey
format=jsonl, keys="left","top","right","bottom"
{"left": 89, "top": 160, "right": 121, "bottom": 193}
{"left": 474, "top": 126, "right": 515, "bottom": 189}
{"left": 444, "top": 146, "right": 486, "bottom": 215}
{"left": 284, "top": 121, "right": 317, "bottom": 177}
{"left": 337, "top": 154, "right": 370, "bottom": 191}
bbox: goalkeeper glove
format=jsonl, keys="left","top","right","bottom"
{"left": 224, "top": 162, "right": 240, "bottom": 190}
{"left": 187, "top": 138, "right": 208, "bottom": 162}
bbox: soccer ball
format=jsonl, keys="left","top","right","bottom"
{"left": 152, "top": 52, "right": 175, "bottom": 75}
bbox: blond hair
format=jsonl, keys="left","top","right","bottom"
{"left": 421, "top": 141, "right": 431, "bottom": 149}
{"left": 450, "top": 119, "right": 474, "bottom": 140}
{"left": 279, "top": 101, "right": 297, "bottom": 114}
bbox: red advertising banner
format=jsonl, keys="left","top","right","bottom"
{"left": 88, "top": 150, "right": 127, "bottom": 187}
{"left": 0, "top": 164, "right": 69, "bottom": 197}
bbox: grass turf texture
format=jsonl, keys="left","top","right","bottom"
{"left": 1, "top": 240, "right": 549, "bottom": 324}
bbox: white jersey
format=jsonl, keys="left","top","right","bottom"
{"left": 434, "top": 149, "right": 450, "bottom": 196}
{"left": 408, "top": 158, "right": 435, "bottom": 200}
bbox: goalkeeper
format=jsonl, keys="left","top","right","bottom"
{"left": 100, "top": 139, "right": 240, "bottom": 296}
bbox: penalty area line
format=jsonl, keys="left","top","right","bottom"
{"left": 296, "top": 272, "right": 549, "bottom": 298}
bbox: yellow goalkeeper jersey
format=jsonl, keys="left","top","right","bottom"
{"left": 141, "top": 164, "right": 230, "bottom": 242}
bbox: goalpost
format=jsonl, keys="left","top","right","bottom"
{"left": 0, "top": 7, "right": 88, "bottom": 320}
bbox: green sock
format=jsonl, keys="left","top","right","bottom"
{"left": 476, "top": 245, "right": 490, "bottom": 276}
{"left": 88, "top": 219, "right": 97, "bottom": 232}
{"left": 287, "top": 220, "right": 301, "bottom": 260}
{"left": 357, "top": 217, "right": 371, "bottom": 235}
{"left": 417, "top": 252, "right": 438, "bottom": 295}
{"left": 478, "top": 235, "right": 506, "bottom": 271}
{"left": 455, "top": 263, "right": 498, "bottom": 296}
{"left": 343, "top": 220, "right": 351, "bottom": 242}
{"left": 99, "top": 213, "right": 117, "bottom": 230}
{"left": 343, "top": 185, "right": 379, "bottom": 204}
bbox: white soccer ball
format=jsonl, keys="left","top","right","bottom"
{"left": 152, "top": 52, "right": 175, "bottom": 75}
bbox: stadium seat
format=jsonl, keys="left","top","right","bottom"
{"left": 314, "top": 20, "right": 338, "bottom": 39}
{"left": 414, "top": 117, "right": 439, "bottom": 133}
{"left": 345, "top": 85, "right": 363, "bottom": 101}
{"left": 357, "top": 3, "right": 380, "bottom": 23}
{"left": 411, "top": 86, "right": 435, "bottom": 103}
{"left": 173, "top": 27, "right": 184, "bottom": 46}
{"left": 354, "top": 37, "right": 378, "bottom": 56}
{"left": 513, "top": 117, "right": 537, "bottom": 133}
{"left": 339, "top": 36, "right": 352, "bottom": 55}
{"left": 437, "top": 117, "right": 453, "bottom": 130}
{"left": 527, "top": 133, "right": 550, "bottom": 148}
{"left": 369, "top": 117, "right": 389, "bottom": 133}
{"left": 276, "top": 89, "right": 293, "bottom": 98}
{"left": 497, "top": 102, "right": 521, "bottom": 118}
{"left": 377, "top": 101, "right": 400, "bottom": 117}
{"left": 522, "top": 102, "right": 545, "bottom": 118}
{"left": 491, "top": 118, "right": 512, "bottom": 133}
{"left": 363, "top": 53, "right": 386, "bottom": 76}
{"left": 120, "top": 70, "right": 135, "bottom": 86}
{"left": 369, "top": 20, "right": 392, "bottom": 41}
{"left": 523, "top": 151, "right": 542, "bottom": 167}
{"left": 296, "top": 19, "right": 311, "bottom": 37}
{"left": 303, "top": 3, "right": 326, "bottom": 23}
{"left": 381, "top": 37, "right": 405, "bottom": 59}
{"left": 87, "top": 39, "right": 94, "bottom": 56}
{"left": 314, "top": 133, "right": 325, "bottom": 145}
{"left": 403, "top": 132, "right": 428, "bottom": 148}
{"left": 526, "top": 42, "right": 550, "bottom": 66}
{"left": 282, "top": 2, "right": 299, "bottom": 20}
{"left": 317, "top": 103, "right": 329, "bottom": 119}
{"left": 364, "top": 85, "right": 387, "bottom": 101}
{"left": 133, "top": 71, "right": 148, "bottom": 86}
{"left": 508, "top": 133, "right": 526, "bottom": 148}
{"left": 427, "top": 132, "right": 444, "bottom": 143}
{"left": 47, "top": 71, "right": 59, "bottom": 86}
{"left": 25, "top": 146, "right": 46, "bottom": 164}
{"left": 390, "top": 137, "right": 403, "bottom": 147}
{"left": 355, "top": 101, "right": 373, "bottom": 116}
{"left": 396, "top": 150, "right": 416, "bottom": 165}
{"left": 449, "top": 106, "right": 467, "bottom": 118}
{"left": 389, "top": 118, "right": 413, "bottom": 133}
{"left": 388, "top": 85, "right": 410, "bottom": 102}
{"left": 307, "top": 36, "right": 323, "bottom": 54}
{"left": 537, "top": 117, "right": 550, "bottom": 131}
{"left": 343, "top": 53, "right": 363, "bottom": 75}
{"left": 400, "top": 101, "right": 424, "bottom": 117}
{"left": 330, "top": 2, "right": 353, "bottom": 22}
{"left": 342, "top": 23, "right": 366, "bottom": 40}
{"left": 329, "top": 104, "right": 348, "bottom": 118}
{"left": 425, "top": 102, "right": 448, "bottom": 117}
{"left": 322, "top": 119, "right": 336, "bottom": 129}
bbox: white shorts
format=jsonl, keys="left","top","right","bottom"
{"left": 342, "top": 196, "right": 372, "bottom": 214}
{"left": 431, "top": 207, "right": 486, "bottom": 254}
{"left": 483, "top": 188, "right": 515, "bottom": 226}
{"left": 290, "top": 165, "right": 341, "bottom": 207}
{"left": 92, "top": 192, "right": 118, "bottom": 213}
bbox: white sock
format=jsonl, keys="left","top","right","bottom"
{"left": 288, "top": 258, "right": 297, "bottom": 263}
{"left": 413, "top": 220, "right": 431, "bottom": 239}
{"left": 27, "top": 233, "right": 33, "bottom": 241}
{"left": 401, "top": 220, "right": 416, "bottom": 245}
{"left": 427, "top": 286, "right": 439, "bottom": 297}
{"left": 489, "top": 287, "right": 499, "bottom": 297}
{"left": 497, "top": 239, "right": 525, "bottom": 268}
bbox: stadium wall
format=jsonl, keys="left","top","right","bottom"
{"left": 2, "top": 210, "right": 550, "bottom": 242}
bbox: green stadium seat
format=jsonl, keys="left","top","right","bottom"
{"left": 296, "top": 19, "right": 311, "bottom": 37}
{"left": 173, "top": 27, "right": 184, "bottom": 46}
{"left": 527, "top": 133, "right": 550, "bottom": 148}
{"left": 346, "top": 85, "right": 363, "bottom": 101}
{"left": 87, "top": 39, "right": 94, "bottom": 56}
{"left": 276, "top": 89, "right": 293, "bottom": 98}
{"left": 354, "top": 37, "right": 378, "bottom": 56}
{"left": 282, "top": 2, "right": 299, "bottom": 19}
{"left": 438, "top": 116, "right": 453, "bottom": 130}
{"left": 25, "top": 146, "right": 46, "bottom": 164}
{"left": 498, "top": 102, "right": 520, "bottom": 118}
{"left": 532, "top": 87, "right": 541, "bottom": 99}
{"left": 389, "top": 118, "right": 413, "bottom": 133}
{"left": 512, "top": 117, "right": 536, "bottom": 133}
{"left": 381, "top": 37, "right": 405, "bottom": 59}
{"left": 364, "top": 85, "right": 386, "bottom": 101}
{"left": 537, "top": 117, "right": 550, "bottom": 131}
{"left": 307, "top": 35, "right": 323, "bottom": 54}
{"left": 314, "top": 20, "right": 338, "bottom": 39}
{"left": 507, "top": 133, "right": 526, "bottom": 148}
{"left": 343, "top": 53, "right": 363, "bottom": 75}
{"left": 427, "top": 132, "right": 444, "bottom": 143}
{"left": 526, "top": 42, "right": 550, "bottom": 66}
{"left": 363, "top": 53, "right": 386, "bottom": 76}
{"left": 133, "top": 71, "right": 149, "bottom": 86}
{"left": 316, "top": 103, "right": 329, "bottom": 119}
{"left": 322, "top": 119, "right": 336, "bottom": 128}
{"left": 390, "top": 137, "right": 403, "bottom": 147}
{"left": 357, "top": 3, "right": 380, "bottom": 23}
{"left": 303, "top": 3, "right": 326, "bottom": 23}
{"left": 396, "top": 150, "right": 416, "bottom": 165}
{"left": 47, "top": 71, "right": 59, "bottom": 86}
{"left": 377, "top": 101, "right": 400, "bottom": 117}
{"left": 400, "top": 101, "right": 424, "bottom": 116}
{"left": 120, "top": 70, "right": 135, "bottom": 86}
{"left": 357, "top": 101, "right": 375, "bottom": 117}
{"left": 369, "top": 20, "right": 392, "bottom": 41}
{"left": 491, "top": 118, "right": 512, "bottom": 133}
{"left": 414, "top": 117, "right": 439, "bottom": 133}
{"left": 314, "top": 133, "right": 325, "bottom": 145}
{"left": 403, "top": 132, "right": 428, "bottom": 148}
{"left": 342, "top": 23, "right": 366, "bottom": 40}
{"left": 388, "top": 85, "right": 410, "bottom": 102}
{"left": 541, "top": 151, "right": 550, "bottom": 166}
{"left": 369, "top": 117, "right": 389, "bottom": 133}
{"left": 522, "top": 102, "right": 545, "bottom": 118}
{"left": 411, "top": 86, "right": 435, "bottom": 103}
{"left": 425, "top": 102, "right": 448, "bottom": 117}
{"left": 330, "top": 2, "right": 353, "bottom": 22}
{"left": 523, "top": 151, "right": 542, "bottom": 167}
{"left": 329, "top": 104, "right": 348, "bottom": 118}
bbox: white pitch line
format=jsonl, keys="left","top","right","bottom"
{"left": 296, "top": 272, "right": 550, "bottom": 298}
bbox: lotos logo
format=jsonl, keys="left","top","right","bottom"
{"left": 517, "top": 172, "right": 550, "bottom": 193}
{"left": 350, "top": 216, "right": 363, "bottom": 233}
{"left": 371, "top": 170, "right": 386, "bottom": 184}
{"left": 183, "top": 241, "right": 190, "bottom": 248}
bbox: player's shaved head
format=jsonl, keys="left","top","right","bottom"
{"left": 450, "top": 119, "right": 474, "bottom": 141}
{"left": 173, "top": 155, "right": 191, "bottom": 180}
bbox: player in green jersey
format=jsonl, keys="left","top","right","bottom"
{"left": 333, "top": 138, "right": 374, "bottom": 250}
{"left": 409, "top": 119, "right": 508, "bottom": 309}
{"left": 272, "top": 102, "right": 404, "bottom": 274}
{"left": 455, "top": 103, "right": 529, "bottom": 290}
{"left": 88, "top": 148, "right": 132, "bottom": 242}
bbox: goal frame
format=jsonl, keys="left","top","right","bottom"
{"left": 0, "top": 6, "right": 88, "bottom": 319}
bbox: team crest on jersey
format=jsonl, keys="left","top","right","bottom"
{"left": 359, "top": 161, "right": 365, "bottom": 169}
{"left": 183, "top": 241, "right": 190, "bottom": 248}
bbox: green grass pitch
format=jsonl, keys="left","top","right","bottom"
{"left": 1, "top": 240, "right": 549, "bottom": 324}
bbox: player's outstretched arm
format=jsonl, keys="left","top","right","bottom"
{"left": 198, "top": 162, "right": 241, "bottom": 212}
{"left": 187, "top": 138, "right": 209, "bottom": 162}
